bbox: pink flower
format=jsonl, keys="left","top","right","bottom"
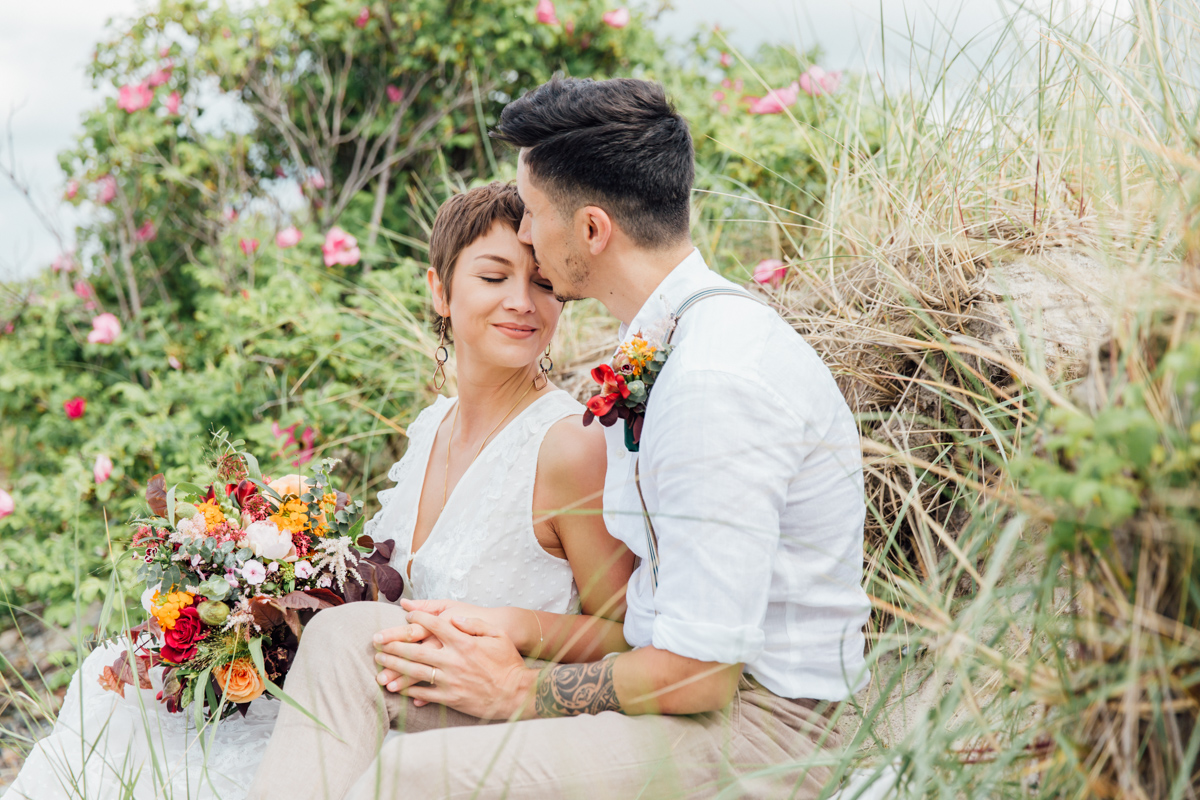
{"left": 308, "top": 173, "right": 326, "bottom": 190}
{"left": 718, "top": 104, "right": 730, "bottom": 114}
{"left": 602, "top": 8, "right": 630, "bottom": 28}
{"left": 168, "top": 355, "right": 182, "bottom": 370}
{"left": 63, "top": 397, "right": 87, "bottom": 419}
{"left": 753, "top": 258, "right": 788, "bottom": 287}
{"left": 712, "top": 90, "right": 725, "bottom": 102}
{"left": 241, "top": 560, "right": 266, "bottom": 585}
{"left": 386, "top": 85, "right": 404, "bottom": 104}
{"left": 536, "top": 0, "right": 558, "bottom": 24}
{"left": 159, "top": 45, "right": 171, "bottom": 58}
{"left": 224, "top": 207, "right": 238, "bottom": 221}
{"left": 0, "top": 489, "right": 13, "bottom": 520}
{"left": 87, "top": 313, "right": 122, "bottom": 344}
{"left": 64, "top": 180, "right": 80, "bottom": 200}
{"left": 73, "top": 281, "right": 93, "bottom": 299}
{"left": 294, "top": 560, "right": 314, "bottom": 580}
{"left": 96, "top": 175, "right": 117, "bottom": 204}
{"left": 93, "top": 454, "right": 113, "bottom": 484}
{"left": 322, "top": 227, "right": 360, "bottom": 267}
{"left": 354, "top": 6, "right": 370, "bottom": 27}
{"left": 799, "top": 66, "right": 842, "bottom": 97}
{"left": 165, "top": 91, "right": 180, "bottom": 115}
{"left": 52, "top": 251, "right": 75, "bottom": 273}
{"left": 117, "top": 82, "right": 153, "bottom": 113}
{"left": 135, "top": 221, "right": 156, "bottom": 243}
{"left": 275, "top": 226, "right": 303, "bottom": 248}
{"left": 734, "top": 78, "right": 744, "bottom": 91}
{"left": 239, "top": 238, "right": 259, "bottom": 255}
{"left": 147, "top": 62, "right": 173, "bottom": 87}
{"left": 748, "top": 82, "right": 800, "bottom": 114}
{"left": 721, "top": 78, "right": 732, "bottom": 89}
{"left": 720, "top": 52, "right": 733, "bottom": 68}
{"left": 564, "top": 19, "right": 575, "bottom": 34}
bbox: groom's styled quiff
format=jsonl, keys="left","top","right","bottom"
{"left": 429, "top": 181, "right": 525, "bottom": 317}
{"left": 492, "top": 77, "right": 693, "bottom": 249}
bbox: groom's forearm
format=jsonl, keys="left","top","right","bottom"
{"left": 529, "top": 647, "right": 742, "bottom": 718}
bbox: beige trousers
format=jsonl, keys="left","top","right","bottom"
{"left": 248, "top": 602, "right": 842, "bottom": 800}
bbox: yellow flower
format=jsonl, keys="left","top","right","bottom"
{"left": 269, "top": 497, "right": 309, "bottom": 535}
{"left": 195, "top": 499, "right": 226, "bottom": 532}
{"left": 151, "top": 590, "right": 196, "bottom": 631}
{"left": 617, "top": 337, "right": 657, "bottom": 378}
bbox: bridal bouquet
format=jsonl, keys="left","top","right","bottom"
{"left": 100, "top": 432, "right": 404, "bottom": 723}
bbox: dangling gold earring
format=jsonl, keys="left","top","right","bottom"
{"left": 433, "top": 317, "right": 450, "bottom": 390}
{"left": 533, "top": 344, "right": 553, "bottom": 390}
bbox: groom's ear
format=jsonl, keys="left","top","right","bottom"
{"left": 427, "top": 267, "right": 450, "bottom": 316}
{"left": 576, "top": 205, "right": 613, "bottom": 256}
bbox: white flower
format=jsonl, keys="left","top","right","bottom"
{"left": 241, "top": 560, "right": 266, "bottom": 585}
{"left": 141, "top": 584, "right": 160, "bottom": 613}
{"left": 267, "top": 561, "right": 279, "bottom": 574}
{"left": 294, "top": 560, "right": 314, "bottom": 580}
{"left": 316, "top": 574, "right": 332, "bottom": 588}
{"left": 640, "top": 315, "right": 673, "bottom": 349}
{"left": 243, "top": 520, "right": 294, "bottom": 561}
{"left": 225, "top": 573, "right": 240, "bottom": 588}
{"left": 175, "top": 515, "right": 207, "bottom": 540}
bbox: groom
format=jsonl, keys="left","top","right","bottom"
{"left": 250, "top": 77, "right": 870, "bottom": 798}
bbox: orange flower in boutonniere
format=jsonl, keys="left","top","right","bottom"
{"left": 583, "top": 333, "right": 672, "bottom": 452}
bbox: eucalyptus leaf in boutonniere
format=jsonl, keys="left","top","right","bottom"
{"left": 582, "top": 333, "right": 672, "bottom": 452}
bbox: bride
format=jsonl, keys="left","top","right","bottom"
{"left": 4, "top": 182, "right": 634, "bottom": 799}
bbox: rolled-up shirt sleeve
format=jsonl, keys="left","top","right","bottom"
{"left": 640, "top": 368, "right": 803, "bottom": 666}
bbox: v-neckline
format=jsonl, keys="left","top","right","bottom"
{"left": 404, "top": 391, "right": 557, "bottom": 577}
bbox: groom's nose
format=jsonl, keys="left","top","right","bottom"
{"left": 517, "top": 212, "right": 533, "bottom": 245}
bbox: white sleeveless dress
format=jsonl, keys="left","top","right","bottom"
{"left": 4, "top": 390, "right": 586, "bottom": 800}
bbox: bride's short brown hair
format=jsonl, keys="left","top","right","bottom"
{"left": 429, "top": 182, "right": 525, "bottom": 330}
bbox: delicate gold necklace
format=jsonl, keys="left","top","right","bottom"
{"left": 441, "top": 380, "right": 537, "bottom": 510}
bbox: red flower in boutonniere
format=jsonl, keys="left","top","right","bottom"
{"left": 583, "top": 333, "right": 672, "bottom": 451}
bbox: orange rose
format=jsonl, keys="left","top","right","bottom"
{"left": 214, "top": 658, "right": 265, "bottom": 703}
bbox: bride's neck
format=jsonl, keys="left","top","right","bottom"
{"left": 452, "top": 358, "right": 542, "bottom": 442}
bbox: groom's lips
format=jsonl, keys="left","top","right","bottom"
{"left": 493, "top": 323, "right": 538, "bottom": 339}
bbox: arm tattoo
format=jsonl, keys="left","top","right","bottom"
{"left": 534, "top": 659, "right": 623, "bottom": 718}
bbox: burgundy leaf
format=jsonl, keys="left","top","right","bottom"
{"left": 277, "top": 591, "right": 321, "bottom": 610}
{"left": 302, "top": 587, "right": 345, "bottom": 608}
{"left": 146, "top": 474, "right": 168, "bottom": 517}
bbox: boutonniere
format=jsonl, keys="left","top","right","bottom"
{"left": 582, "top": 332, "right": 672, "bottom": 452}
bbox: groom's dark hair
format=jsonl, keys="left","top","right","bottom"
{"left": 492, "top": 77, "right": 693, "bottom": 249}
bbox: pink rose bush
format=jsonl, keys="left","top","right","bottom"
{"left": 602, "top": 8, "right": 630, "bottom": 28}
{"left": 386, "top": 85, "right": 404, "bottom": 103}
{"left": 52, "top": 252, "right": 75, "bottom": 273}
{"left": 165, "top": 91, "right": 181, "bottom": 115}
{"left": 753, "top": 259, "right": 788, "bottom": 287}
{"left": 147, "top": 62, "right": 173, "bottom": 87}
{"left": 87, "top": 313, "right": 122, "bottom": 344}
{"left": 0, "top": 489, "right": 13, "bottom": 519}
{"left": 239, "top": 238, "right": 259, "bottom": 255}
{"left": 94, "top": 454, "right": 114, "bottom": 484}
{"left": 275, "top": 227, "right": 303, "bottom": 248}
{"left": 63, "top": 397, "right": 87, "bottom": 419}
{"left": 748, "top": 83, "right": 800, "bottom": 115}
{"left": 64, "top": 180, "right": 80, "bottom": 200}
{"left": 536, "top": 0, "right": 558, "bottom": 24}
{"left": 136, "top": 221, "right": 157, "bottom": 243}
{"left": 799, "top": 66, "right": 842, "bottom": 97}
{"left": 96, "top": 175, "right": 117, "bottom": 204}
{"left": 322, "top": 227, "right": 360, "bottom": 267}
{"left": 354, "top": 7, "right": 370, "bottom": 27}
{"left": 117, "top": 82, "right": 153, "bottom": 113}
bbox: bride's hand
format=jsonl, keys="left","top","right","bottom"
{"left": 374, "top": 617, "right": 443, "bottom": 698}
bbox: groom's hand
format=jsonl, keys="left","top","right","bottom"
{"left": 373, "top": 610, "right": 535, "bottom": 720}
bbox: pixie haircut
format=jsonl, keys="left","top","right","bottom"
{"left": 428, "top": 182, "right": 525, "bottom": 327}
{"left": 491, "top": 77, "right": 693, "bottom": 249}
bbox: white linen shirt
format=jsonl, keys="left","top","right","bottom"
{"left": 602, "top": 249, "right": 871, "bottom": 701}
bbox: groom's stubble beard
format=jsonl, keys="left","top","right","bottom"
{"left": 550, "top": 251, "right": 590, "bottom": 304}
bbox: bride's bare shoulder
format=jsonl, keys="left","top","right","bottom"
{"left": 537, "top": 414, "right": 607, "bottom": 494}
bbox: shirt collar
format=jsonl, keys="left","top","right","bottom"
{"left": 618, "top": 248, "right": 714, "bottom": 345}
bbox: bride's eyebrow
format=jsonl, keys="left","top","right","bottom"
{"left": 474, "top": 254, "right": 514, "bottom": 267}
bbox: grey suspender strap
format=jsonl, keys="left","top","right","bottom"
{"left": 635, "top": 286, "right": 766, "bottom": 595}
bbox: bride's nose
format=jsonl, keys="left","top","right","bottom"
{"left": 501, "top": 281, "right": 536, "bottom": 314}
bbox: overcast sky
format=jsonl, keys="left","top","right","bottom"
{"left": 0, "top": 0, "right": 1068, "bottom": 281}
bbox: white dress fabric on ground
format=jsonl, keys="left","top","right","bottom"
{"left": 4, "top": 390, "right": 584, "bottom": 800}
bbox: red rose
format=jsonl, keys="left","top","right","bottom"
{"left": 63, "top": 397, "right": 87, "bottom": 419}
{"left": 586, "top": 392, "right": 618, "bottom": 418}
{"left": 160, "top": 607, "right": 209, "bottom": 664}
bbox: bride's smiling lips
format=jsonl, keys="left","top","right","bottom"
{"left": 493, "top": 322, "right": 538, "bottom": 339}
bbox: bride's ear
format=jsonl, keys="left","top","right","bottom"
{"left": 427, "top": 267, "right": 450, "bottom": 317}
